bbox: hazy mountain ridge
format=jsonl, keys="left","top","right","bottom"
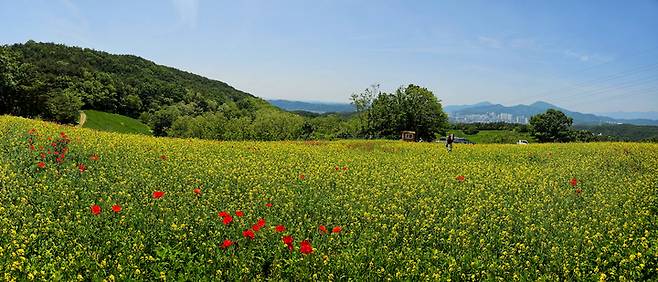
{"left": 269, "top": 99, "right": 658, "bottom": 126}
{"left": 446, "top": 101, "right": 658, "bottom": 126}
{"left": 596, "top": 111, "right": 658, "bottom": 121}
{"left": 268, "top": 99, "right": 355, "bottom": 113}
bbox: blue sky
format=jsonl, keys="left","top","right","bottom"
{"left": 1, "top": 0, "right": 657, "bottom": 113}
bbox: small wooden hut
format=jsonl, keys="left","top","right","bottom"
{"left": 401, "top": 131, "right": 416, "bottom": 142}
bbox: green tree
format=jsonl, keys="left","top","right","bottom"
{"left": 529, "top": 109, "right": 574, "bottom": 142}
{"left": 122, "top": 94, "right": 143, "bottom": 116}
{"left": 366, "top": 84, "right": 448, "bottom": 141}
{"left": 350, "top": 84, "right": 379, "bottom": 136}
{"left": 0, "top": 47, "right": 20, "bottom": 113}
{"left": 251, "top": 109, "right": 304, "bottom": 141}
{"left": 45, "top": 88, "right": 83, "bottom": 124}
{"left": 147, "top": 105, "right": 182, "bottom": 136}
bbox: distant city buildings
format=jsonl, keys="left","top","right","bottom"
{"left": 449, "top": 112, "right": 530, "bottom": 124}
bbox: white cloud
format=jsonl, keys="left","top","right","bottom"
{"left": 172, "top": 0, "right": 199, "bottom": 29}
{"left": 562, "top": 49, "right": 611, "bottom": 63}
{"left": 478, "top": 36, "right": 503, "bottom": 49}
{"left": 563, "top": 49, "right": 591, "bottom": 62}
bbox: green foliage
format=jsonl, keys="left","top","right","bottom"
{"left": 145, "top": 106, "right": 182, "bottom": 137}
{"left": 0, "top": 41, "right": 265, "bottom": 125}
{"left": 45, "top": 88, "right": 83, "bottom": 123}
{"left": 462, "top": 126, "right": 480, "bottom": 135}
{"left": 83, "top": 110, "right": 152, "bottom": 135}
{"left": 350, "top": 84, "right": 379, "bottom": 135}
{"left": 530, "top": 109, "right": 574, "bottom": 142}
{"left": 574, "top": 124, "right": 658, "bottom": 141}
{"left": 0, "top": 47, "right": 20, "bottom": 112}
{"left": 251, "top": 110, "right": 305, "bottom": 141}
{"left": 353, "top": 84, "right": 448, "bottom": 140}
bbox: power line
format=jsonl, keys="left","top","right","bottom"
{"left": 503, "top": 44, "right": 658, "bottom": 105}
{"left": 564, "top": 86, "right": 657, "bottom": 109}
{"left": 550, "top": 72, "right": 658, "bottom": 102}
{"left": 514, "top": 61, "right": 658, "bottom": 104}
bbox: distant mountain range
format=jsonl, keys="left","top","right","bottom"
{"left": 268, "top": 99, "right": 658, "bottom": 126}
{"left": 445, "top": 101, "right": 658, "bottom": 126}
{"left": 595, "top": 111, "right": 658, "bottom": 121}
{"left": 267, "top": 100, "right": 355, "bottom": 113}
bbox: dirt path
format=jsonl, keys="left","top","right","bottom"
{"left": 78, "top": 111, "right": 87, "bottom": 127}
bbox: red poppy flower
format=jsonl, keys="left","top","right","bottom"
{"left": 90, "top": 154, "right": 99, "bottom": 161}
{"left": 257, "top": 218, "right": 266, "bottom": 228}
{"left": 265, "top": 203, "right": 272, "bottom": 207}
{"left": 252, "top": 224, "right": 261, "bottom": 232}
{"left": 300, "top": 240, "right": 313, "bottom": 254}
{"left": 319, "top": 225, "right": 328, "bottom": 234}
{"left": 235, "top": 210, "right": 244, "bottom": 217}
{"left": 112, "top": 205, "right": 122, "bottom": 213}
{"left": 78, "top": 163, "right": 86, "bottom": 173}
{"left": 37, "top": 162, "right": 46, "bottom": 169}
{"left": 242, "top": 229, "right": 255, "bottom": 239}
{"left": 152, "top": 191, "right": 165, "bottom": 199}
{"left": 282, "top": 235, "right": 294, "bottom": 250}
{"left": 218, "top": 211, "right": 230, "bottom": 218}
{"left": 570, "top": 178, "right": 578, "bottom": 187}
{"left": 275, "top": 225, "right": 286, "bottom": 232}
{"left": 29, "top": 144, "right": 35, "bottom": 151}
{"left": 223, "top": 215, "right": 233, "bottom": 225}
{"left": 28, "top": 128, "right": 36, "bottom": 135}
{"left": 59, "top": 132, "right": 67, "bottom": 138}
{"left": 90, "top": 204, "right": 101, "bottom": 215}
{"left": 299, "top": 174, "right": 305, "bottom": 180}
{"left": 193, "top": 188, "right": 201, "bottom": 195}
{"left": 221, "top": 239, "right": 234, "bottom": 249}
{"left": 456, "top": 175, "right": 465, "bottom": 182}
{"left": 575, "top": 188, "right": 582, "bottom": 195}
{"left": 332, "top": 226, "right": 342, "bottom": 234}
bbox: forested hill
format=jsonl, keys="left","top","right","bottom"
{"left": 0, "top": 41, "right": 274, "bottom": 136}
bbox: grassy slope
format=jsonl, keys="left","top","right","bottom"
{"left": 450, "top": 130, "right": 536, "bottom": 144}
{"left": 1, "top": 115, "right": 657, "bottom": 280}
{"left": 82, "top": 110, "right": 151, "bottom": 135}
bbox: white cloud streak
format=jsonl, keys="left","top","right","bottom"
{"left": 172, "top": 0, "right": 199, "bottom": 29}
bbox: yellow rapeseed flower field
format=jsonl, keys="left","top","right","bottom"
{"left": 0, "top": 115, "right": 656, "bottom": 280}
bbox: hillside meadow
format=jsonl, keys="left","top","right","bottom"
{"left": 81, "top": 110, "right": 152, "bottom": 136}
{"left": 0, "top": 115, "right": 656, "bottom": 280}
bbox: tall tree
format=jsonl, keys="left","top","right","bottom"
{"left": 529, "top": 109, "right": 574, "bottom": 142}
{"left": 350, "top": 84, "right": 379, "bottom": 136}
{"left": 45, "top": 88, "right": 83, "bottom": 124}
{"left": 367, "top": 84, "right": 448, "bottom": 141}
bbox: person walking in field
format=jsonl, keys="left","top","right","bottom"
{"left": 446, "top": 133, "right": 454, "bottom": 152}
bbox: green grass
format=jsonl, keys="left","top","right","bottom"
{"left": 449, "top": 130, "right": 536, "bottom": 144}
{"left": 82, "top": 110, "right": 151, "bottom": 135}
